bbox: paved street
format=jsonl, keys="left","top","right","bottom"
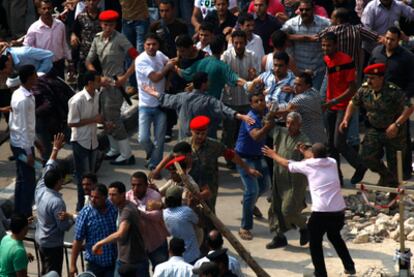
{"left": 0, "top": 119, "right": 413, "bottom": 276}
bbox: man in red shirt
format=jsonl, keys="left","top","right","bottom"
{"left": 321, "top": 32, "right": 366, "bottom": 185}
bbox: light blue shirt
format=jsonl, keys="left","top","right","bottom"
{"left": 6, "top": 46, "right": 54, "bottom": 73}
{"left": 163, "top": 206, "right": 200, "bottom": 263}
{"left": 259, "top": 70, "right": 296, "bottom": 106}
{"left": 35, "top": 160, "right": 73, "bottom": 248}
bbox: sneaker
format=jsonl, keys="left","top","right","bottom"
{"left": 165, "top": 135, "right": 172, "bottom": 143}
{"left": 299, "top": 228, "right": 309, "bottom": 246}
{"left": 104, "top": 153, "right": 120, "bottom": 160}
{"left": 253, "top": 206, "right": 263, "bottom": 218}
{"left": 110, "top": 155, "right": 136, "bottom": 165}
{"left": 266, "top": 235, "right": 287, "bottom": 249}
{"left": 350, "top": 166, "right": 367, "bottom": 184}
{"left": 344, "top": 268, "right": 356, "bottom": 275}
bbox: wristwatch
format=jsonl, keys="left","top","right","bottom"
{"left": 395, "top": 122, "right": 401, "bottom": 128}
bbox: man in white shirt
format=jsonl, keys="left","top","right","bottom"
{"left": 195, "top": 21, "right": 214, "bottom": 56}
{"left": 262, "top": 142, "right": 355, "bottom": 277}
{"left": 135, "top": 33, "right": 174, "bottom": 170}
{"left": 24, "top": 0, "right": 71, "bottom": 78}
{"left": 153, "top": 237, "right": 193, "bottom": 277}
{"left": 67, "top": 71, "right": 102, "bottom": 212}
{"left": 9, "top": 64, "right": 39, "bottom": 218}
{"left": 193, "top": 230, "right": 243, "bottom": 277}
{"left": 228, "top": 13, "right": 265, "bottom": 61}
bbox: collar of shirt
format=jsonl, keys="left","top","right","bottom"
{"left": 298, "top": 15, "right": 317, "bottom": 27}
{"left": 46, "top": 187, "right": 62, "bottom": 197}
{"left": 20, "top": 86, "right": 33, "bottom": 97}
{"left": 169, "top": 256, "right": 186, "bottom": 263}
{"left": 376, "top": 0, "right": 395, "bottom": 8}
{"left": 81, "top": 88, "right": 95, "bottom": 102}
{"left": 379, "top": 44, "right": 403, "bottom": 57}
{"left": 39, "top": 18, "right": 59, "bottom": 30}
{"left": 230, "top": 47, "right": 248, "bottom": 59}
{"left": 98, "top": 31, "right": 117, "bottom": 42}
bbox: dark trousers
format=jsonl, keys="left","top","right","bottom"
{"left": 0, "top": 88, "right": 11, "bottom": 124}
{"left": 308, "top": 211, "right": 354, "bottom": 277}
{"left": 326, "top": 109, "right": 364, "bottom": 173}
{"left": 72, "top": 142, "right": 97, "bottom": 211}
{"left": 39, "top": 245, "right": 64, "bottom": 276}
{"left": 404, "top": 121, "right": 412, "bottom": 179}
{"left": 10, "top": 146, "right": 35, "bottom": 217}
{"left": 52, "top": 59, "right": 65, "bottom": 79}
{"left": 148, "top": 240, "right": 168, "bottom": 272}
{"left": 87, "top": 261, "right": 115, "bottom": 277}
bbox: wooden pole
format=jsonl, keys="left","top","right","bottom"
{"left": 174, "top": 162, "right": 271, "bottom": 277}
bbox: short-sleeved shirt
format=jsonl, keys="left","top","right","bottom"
{"left": 117, "top": 201, "right": 147, "bottom": 264}
{"left": 288, "top": 157, "right": 346, "bottom": 212}
{"left": 135, "top": 50, "right": 169, "bottom": 107}
{"left": 75, "top": 201, "right": 117, "bottom": 267}
{"left": 0, "top": 235, "right": 28, "bottom": 277}
{"left": 163, "top": 206, "right": 200, "bottom": 263}
{"left": 195, "top": 0, "right": 238, "bottom": 18}
{"left": 86, "top": 31, "right": 133, "bottom": 76}
{"left": 351, "top": 82, "right": 410, "bottom": 129}
{"left": 235, "top": 109, "right": 266, "bottom": 157}
{"left": 68, "top": 88, "right": 100, "bottom": 150}
{"left": 180, "top": 56, "right": 239, "bottom": 99}
{"left": 324, "top": 51, "right": 355, "bottom": 110}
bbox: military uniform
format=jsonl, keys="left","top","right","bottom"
{"left": 352, "top": 82, "right": 411, "bottom": 186}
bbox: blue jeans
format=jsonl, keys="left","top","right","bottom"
{"left": 114, "top": 259, "right": 149, "bottom": 277}
{"left": 72, "top": 142, "right": 97, "bottom": 212}
{"left": 86, "top": 261, "right": 115, "bottom": 277}
{"left": 138, "top": 107, "right": 166, "bottom": 169}
{"left": 122, "top": 19, "right": 149, "bottom": 88}
{"left": 11, "top": 146, "right": 36, "bottom": 217}
{"left": 237, "top": 157, "right": 271, "bottom": 230}
{"left": 148, "top": 240, "right": 168, "bottom": 271}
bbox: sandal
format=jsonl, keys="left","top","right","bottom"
{"left": 239, "top": 229, "right": 253, "bottom": 240}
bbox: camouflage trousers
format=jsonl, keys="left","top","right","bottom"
{"left": 360, "top": 126, "right": 406, "bottom": 186}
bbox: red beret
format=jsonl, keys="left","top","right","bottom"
{"left": 364, "top": 63, "right": 386, "bottom": 75}
{"left": 189, "top": 116, "right": 210, "bottom": 130}
{"left": 99, "top": 10, "right": 119, "bottom": 22}
{"left": 165, "top": 155, "right": 186, "bottom": 170}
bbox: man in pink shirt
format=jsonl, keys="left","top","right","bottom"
{"left": 125, "top": 171, "right": 169, "bottom": 271}
{"left": 24, "top": 0, "right": 71, "bottom": 78}
{"left": 263, "top": 142, "right": 355, "bottom": 277}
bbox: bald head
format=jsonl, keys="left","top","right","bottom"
{"left": 312, "top": 143, "right": 328, "bottom": 158}
{"left": 207, "top": 229, "right": 224, "bottom": 250}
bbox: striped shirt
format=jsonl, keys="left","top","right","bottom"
{"left": 258, "top": 70, "right": 296, "bottom": 106}
{"left": 289, "top": 88, "right": 327, "bottom": 144}
{"left": 282, "top": 15, "right": 330, "bottom": 72}
{"left": 318, "top": 24, "right": 379, "bottom": 73}
{"left": 221, "top": 48, "right": 260, "bottom": 106}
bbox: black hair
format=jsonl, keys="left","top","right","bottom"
{"left": 271, "top": 30, "right": 288, "bottom": 49}
{"left": 210, "top": 35, "right": 225, "bottom": 56}
{"left": 231, "top": 30, "right": 247, "bottom": 41}
{"left": 248, "top": 91, "right": 265, "bottom": 102}
{"left": 388, "top": 26, "right": 402, "bottom": 37}
{"left": 238, "top": 12, "right": 254, "bottom": 25}
{"left": 297, "top": 71, "right": 313, "bottom": 86}
{"left": 173, "top": 142, "right": 192, "bottom": 154}
{"left": 193, "top": 71, "right": 209, "bottom": 89}
{"left": 207, "top": 230, "right": 224, "bottom": 250}
{"left": 300, "top": 0, "right": 315, "bottom": 7}
{"left": 109, "top": 181, "right": 126, "bottom": 194}
{"left": 131, "top": 171, "right": 148, "bottom": 183}
{"left": 44, "top": 168, "right": 62, "bottom": 189}
{"left": 199, "top": 21, "right": 215, "bottom": 33}
{"left": 165, "top": 196, "right": 181, "bottom": 208}
{"left": 321, "top": 32, "right": 338, "bottom": 43}
{"left": 175, "top": 34, "right": 194, "bottom": 48}
{"left": 169, "top": 237, "right": 186, "bottom": 256}
{"left": 312, "top": 143, "right": 328, "bottom": 158}
{"left": 144, "top": 32, "right": 161, "bottom": 44}
{"left": 82, "top": 71, "right": 99, "bottom": 87}
{"left": 93, "top": 184, "right": 108, "bottom": 197}
{"left": 159, "top": 0, "right": 175, "bottom": 8}
{"left": 333, "top": 8, "right": 350, "bottom": 23}
{"left": 273, "top": 51, "right": 290, "bottom": 65}
{"left": 10, "top": 213, "right": 28, "bottom": 234}
{"left": 82, "top": 172, "right": 98, "bottom": 184}
{"left": 18, "top": 64, "right": 36, "bottom": 84}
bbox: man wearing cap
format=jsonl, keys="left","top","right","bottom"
{"left": 339, "top": 63, "right": 414, "bottom": 187}
{"left": 185, "top": 115, "right": 261, "bottom": 213}
{"left": 86, "top": 10, "right": 139, "bottom": 166}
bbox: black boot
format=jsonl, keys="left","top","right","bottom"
{"left": 299, "top": 228, "right": 309, "bottom": 246}
{"left": 266, "top": 234, "right": 287, "bottom": 249}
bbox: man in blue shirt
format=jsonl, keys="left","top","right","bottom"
{"left": 70, "top": 184, "right": 117, "bottom": 277}
{"left": 235, "top": 91, "right": 273, "bottom": 241}
{"left": 0, "top": 46, "right": 54, "bottom": 74}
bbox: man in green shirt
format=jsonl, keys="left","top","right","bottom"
{"left": 0, "top": 213, "right": 30, "bottom": 277}
{"left": 176, "top": 36, "right": 246, "bottom": 99}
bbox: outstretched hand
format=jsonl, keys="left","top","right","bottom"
{"left": 53, "top": 133, "right": 65, "bottom": 150}
{"left": 262, "top": 145, "right": 277, "bottom": 160}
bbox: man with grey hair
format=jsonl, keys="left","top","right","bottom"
{"left": 261, "top": 111, "right": 311, "bottom": 249}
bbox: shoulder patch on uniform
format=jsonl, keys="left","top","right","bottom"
{"left": 361, "top": 82, "right": 369, "bottom": 87}
{"left": 387, "top": 82, "right": 401, "bottom": 90}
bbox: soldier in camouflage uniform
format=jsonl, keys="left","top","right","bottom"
{"left": 86, "top": 10, "right": 139, "bottom": 165}
{"left": 340, "top": 64, "right": 414, "bottom": 186}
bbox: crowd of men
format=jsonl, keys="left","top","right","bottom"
{"left": 1, "top": 0, "right": 414, "bottom": 276}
